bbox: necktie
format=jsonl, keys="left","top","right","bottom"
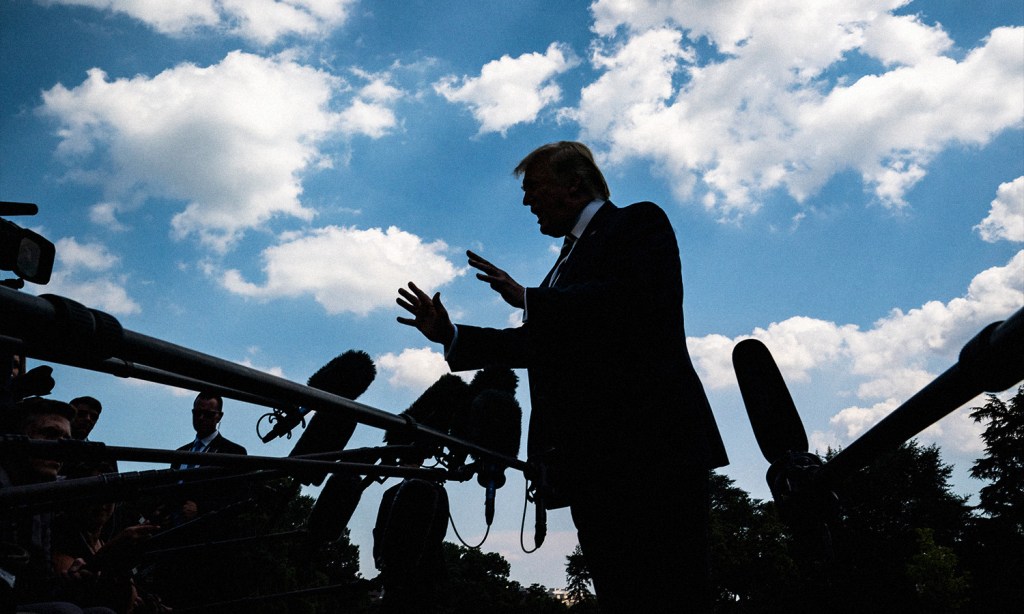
{"left": 184, "top": 439, "right": 206, "bottom": 469}
{"left": 546, "top": 234, "right": 576, "bottom": 287}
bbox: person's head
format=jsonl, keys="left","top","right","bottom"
{"left": 514, "top": 141, "right": 610, "bottom": 237}
{"left": 62, "top": 461, "right": 119, "bottom": 530}
{"left": 10, "top": 354, "right": 24, "bottom": 378}
{"left": 191, "top": 391, "right": 223, "bottom": 438}
{"left": 1, "top": 397, "right": 74, "bottom": 482}
{"left": 69, "top": 395, "right": 102, "bottom": 440}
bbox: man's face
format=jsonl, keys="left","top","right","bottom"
{"left": 24, "top": 414, "right": 71, "bottom": 481}
{"left": 191, "top": 397, "right": 222, "bottom": 438}
{"left": 71, "top": 402, "right": 100, "bottom": 439}
{"left": 521, "top": 163, "right": 584, "bottom": 238}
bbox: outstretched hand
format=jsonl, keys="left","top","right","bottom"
{"left": 396, "top": 282, "right": 456, "bottom": 346}
{"left": 467, "top": 250, "right": 525, "bottom": 308}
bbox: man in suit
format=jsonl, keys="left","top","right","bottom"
{"left": 397, "top": 141, "right": 727, "bottom": 612}
{"left": 172, "top": 391, "right": 247, "bottom": 519}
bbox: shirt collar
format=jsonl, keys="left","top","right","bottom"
{"left": 196, "top": 430, "right": 219, "bottom": 447}
{"left": 568, "top": 199, "right": 604, "bottom": 240}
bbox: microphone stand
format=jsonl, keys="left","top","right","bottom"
{"left": 0, "top": 439, "right": 460, "bottom": 510}
{"left": 0, "top": 288, "right": 530, "bottom": 478}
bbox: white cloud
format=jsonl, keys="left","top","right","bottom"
{"left": 829, "top": 398, "right": 899, "bottom": 440}
{"left": 377, "top": 347, "right": 452, "bottom": 390}
{"left": 88, "top": 202, "right": 128, "bottom": 231}
{"left": 39, "top": 237, "right": 142, "bottom": 315}
{"left": 579, "top": 1, "right": 1024, "bottom": 219}
{"left": 238, "top": 358, "right": 287, "bottom": 379}
{"left": 690, "top": 251, "right": 1023, "bottom": 452}
{"left": 435, "top": 42, "right": 580, "bottom": 135}
{"left": 55, "top": 237, "right": 120, "bottom": 272}
{"left": 40, "top": 52, "right": 401, "bottom": 252}
{"left": 975, "top": 176, "right": 1024, "bottom": 243}
{"left": 221, "top": 225, "right": 463, "bottom": 315}
{"left": 46, "top": 0, "right": 354, "bottom": 45}
{"left": 44, "top": 272, "right": 141, "bottom": 315}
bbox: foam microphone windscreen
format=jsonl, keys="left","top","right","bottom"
{"left": 467, "top": 389, "right": 522, "bottom": 460}
{"left": 307, "top": 473, "right": 371, "bottom": 543}
{"left": 450, "top": 367, "right": 518, "bottom": 444}
{"left": 290, "top": 350, "right": 376, "bottom": 485}
{"left": 383, "top": 373, "right": 472, "bottom": 446}
{"left": 732, "top": 338, "right": 808, "bottom": 464}
{"left": 468, "top": 366, "right": 519, "bottom": 398}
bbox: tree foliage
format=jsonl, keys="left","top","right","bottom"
{"left": 824, "top": 440, "right": 973, "bottom": 613}
{"left": 970, "top": 386, "right": 1024, "bottom": 523}
{"left": 441, "top": 542, "right": 567, "bottom": 614}
{"left": 564, "top": 544, "right": 594, "bottom": 606}
{"left": 961, "top": 386, "right": 1024, "bottom": 611}
{"left": 708, "top": 472, "right": 801, "bottom": 612}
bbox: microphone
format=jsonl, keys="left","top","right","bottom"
{"left": 467, "top": 366, "right": 519, "bottom": 398}
{"left": 448, "top": 367, "right": 519, "bottom": 467}
{"left": 530, "top": 462, "right": 548, "bottom": 548}
{"left": 466, "top": 389, "right": 522, "bottom": 525}
{"left": 289, "top": 350, "right": 376, "bottom": 486}
{"left": 732, "top": 338, "right": 808, "bottom": 464}
{"left": 307, "top": 473, "right": 373, "bottom": 543}
{"left": 383, "top": 373, "right": 472, "bottom": 450}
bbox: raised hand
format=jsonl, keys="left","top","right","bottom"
{"left": 467, "top": 250, "right": 525, "bottom": 308}
{"left": 396, "top": 282, "right": 456, "bottom": 346}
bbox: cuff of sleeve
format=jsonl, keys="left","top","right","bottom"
{"left": 444, "top": 324, "right": 459, "bottom": 360}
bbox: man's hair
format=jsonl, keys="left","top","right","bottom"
{"left": 70, "top": 395, "right": 102, "bottom": 413}
{"left": 194, "top": 390, "right": 223, "bottom": 412}
{"left": 1, "top": 397, "right": 75, "bottom": 435}
{"left": 514, "top": 141, "right": 610, "bottom": 201}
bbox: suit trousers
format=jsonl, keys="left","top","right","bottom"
{"left": 570, "top": 465, "right": 711, "bottom": 613}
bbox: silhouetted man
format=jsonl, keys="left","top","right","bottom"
{"left": 172, "top": 392, "right": 247, "bottom": 520}
{"left": 397, "top": 141, "right": 728, "bottom": 613}
{"left": 69, "top": 396, "right": 102, "bottom": 441}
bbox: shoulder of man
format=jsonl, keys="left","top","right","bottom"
{"left": 212, "top": 434, "right": 248, "bottom": 455}
{"left": 586, "top": 201, "right": 672, "bottom": 240}
{"left": 618, "top": 200, "right": 669, "bottom": 221}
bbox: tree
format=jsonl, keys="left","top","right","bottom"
{"left": 905, "top": 527, "right": 970, "bottom": 613}
{"left": 708, "top": 472, "right": 801, "bottom": 612}
{"left": 564, "top": 544, "right": 595, "bottom": 606}
{"left": 969, "top": 386, "right": 1024, "bottom": 524}
{"left": 825, "top": 440, "right": 973, "bottom": 613}
{"left": 442, "top": 542, "right": 567, "bottom": 613}
{"left": 961, "top": 386, "right": 1024, "bottom": 611}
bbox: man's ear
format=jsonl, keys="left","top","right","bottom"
{"left": 568, "top": 175, "right": 583, "bottom": 194}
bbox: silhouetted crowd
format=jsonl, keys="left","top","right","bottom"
{"left": 1, "top": 354, "right": 254, "bottom": 613}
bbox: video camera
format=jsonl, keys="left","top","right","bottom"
{"left": 0, "top": 202, "right": 55, "bottom": 287}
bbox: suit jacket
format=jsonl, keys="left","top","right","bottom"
{"left": 448, "top": 201, "right": 728, "bottom": 504}
{"left": 172, "top": 433, "right": 247, "bottom": 470}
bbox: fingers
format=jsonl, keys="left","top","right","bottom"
{"left": 396, "top": 284, "right": 446, "bottom": 327}
{"left": 467, "top": 250, "right": 499, "bottom": 274}
{"left": 396, "top": 282, "right": 431, "bottom": 315}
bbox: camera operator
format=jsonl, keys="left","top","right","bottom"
{"left": 0, "top": 397, "right": 115, "bottom": 613}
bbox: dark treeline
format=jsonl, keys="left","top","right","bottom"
{"left": 66, "top": 387, "right": 1023, "bottom": 613}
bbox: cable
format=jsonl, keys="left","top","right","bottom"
{"left": 519, "top": 478, "right": 541, "bottom": 554}
{"left": 450, "top": 511, "right": 489, "bottom": 548}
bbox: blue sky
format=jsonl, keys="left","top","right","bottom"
{"left": 2, "top": 0, "right": 1022, "bottom": 591}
